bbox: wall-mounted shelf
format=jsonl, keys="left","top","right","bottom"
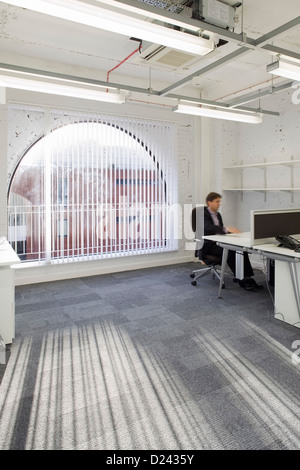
{"left": 223, "top": 159, "right": 300, "bottom": 196}
{"left": 223, "top": 188, "right": 300, "bottom": 191}
{"left": 223, "top": 159, "right": 300, "bottom": 170}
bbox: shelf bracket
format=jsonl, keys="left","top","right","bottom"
{"left": 291, "top": 155, "right": 294, "bottom": 203}
{"left": 264, "top": 158, "right": 267, "bottom": 203}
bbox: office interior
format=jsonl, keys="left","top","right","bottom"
{"left": 0, "top": 0, "right": 300, "bottom": 450}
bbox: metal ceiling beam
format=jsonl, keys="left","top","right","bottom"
{"left": 225, "top": 81, "right": 296, "bottom": 108}
{"left": 2, "top": 2, "right": 299, "bottom": 113}
{"left": 234, "top": 106, "right": 279, "bottom": 117}
{"left": 158, "top": 16, "right": 300, "bottom": 98}
{"left": 261, "top": 45, "right": 300, "bottom": 61}
{"left": 0, "top": 62, "right": 279, "bottom": 116}
{"left": 167, "top": 93, "right": 280, "bottom": 116}
{"left": 254, "top": 16, "right": 300, "bottom": 47}
{"left": 0, "top": 62, "right": 160, "bottom": 96}
{"left": 159, "top": 46, "right": 250, "bottom": 96}
{"left": 104, "top": 0, "right": 300, "bottom": 58}
{"left": 166, "top": 93, "right": 231, "bottom": 109}
{"left": 2, "top": 0, "right": 298, "bottom": 114}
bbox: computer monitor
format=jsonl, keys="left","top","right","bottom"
{"left": 250, "top": 209, "right": 300, "bottom": 245}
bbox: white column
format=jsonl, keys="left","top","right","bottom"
{"left": 0, "top": 94, "right": 8, "bottom": 237}
{"left": 199, "top": 116, "right": 214, "bottom": 204}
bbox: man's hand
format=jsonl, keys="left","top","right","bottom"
{"left": 227, "top": 226, "right": 241, "bottom": 233}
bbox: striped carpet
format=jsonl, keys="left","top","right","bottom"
{"left": 0, "top": 263, "right": 299, "bottom": 450}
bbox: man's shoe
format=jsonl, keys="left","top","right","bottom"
{"left": 238, "top": 278, "right": 254, "bottom": 290}
{"left": 246, "top": 277, "right": 264, "bottom": 289}
{"left": 239, "top": 277, "right": 264, "bottom": 290}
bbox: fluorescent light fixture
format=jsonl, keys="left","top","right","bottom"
{"left": 267, "top": 57, "right": 300, "bottom": 82}
{"left": 173, "top": 104, "right": 263, "bottom": 124}
{"left": 1, "top": 0, "right": 214, "bottom": 56}
{"left": 0, "top": 73, "right": 126, "bottom": 103}
{"left": 94, "top": 0, "right": 201, "bottom": 33}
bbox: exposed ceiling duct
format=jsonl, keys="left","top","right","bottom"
{"left": 0, "top": 0, "right": 299, "bottom": 121}
{"left": 131, "top": 32, "right": 222, "bottom": 72}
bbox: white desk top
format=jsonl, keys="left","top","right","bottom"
{"left": 203, "top": 232, "right": 300, "bottom": 259}
{"left": 254, "top": 243, "right": 300, "bottom": 259}
{"left": 203, "top": 232, "right": 252, "bottom": 248}
{"left": 0, "top": 238, "right": 21, "bottom": 266}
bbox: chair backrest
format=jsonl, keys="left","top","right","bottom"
{"left": 191, "top": 205, "right": 204, "bottom": 252}
{"left": 192, "top": 205, "right": 222, "bottom": 265}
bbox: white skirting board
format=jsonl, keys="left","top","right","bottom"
{"left": 14, "top": 252, "right": 192, "bottom": 286}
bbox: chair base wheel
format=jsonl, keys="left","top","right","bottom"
{"left": 190, "top": 273, "right": 195, "bottom": 279}
{"left": 191, "top": 280, "right": 197, "bottom": 286}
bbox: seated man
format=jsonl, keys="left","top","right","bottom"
{"left": 203, "top": 191, "right": 260, "bottom": 290}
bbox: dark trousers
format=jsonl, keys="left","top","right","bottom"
{"left": 205, "top": 244, "right": 254, "bottom": 278}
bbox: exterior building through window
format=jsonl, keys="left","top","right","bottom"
{"left": 8, "top": 116, "right": 177, "bottom": 264}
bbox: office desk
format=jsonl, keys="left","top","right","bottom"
{"left": 203, "top": 233, "right": 300, "bottom": 329}
{"left": 0, "top": 238, "right": 20, "bottom": 344}
{"left": 203, "top": 232, "right": 254, "bottom": 299}
{"left": 254, "top": 243, "right": 300, "bottom": 329}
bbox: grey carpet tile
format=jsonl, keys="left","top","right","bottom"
{"left": 126, "top": 323, "right": 186, "bottom": 347}
{"left": 261, "top": 439, "right": 290, "bottom": 450}
{"left": 1, "top": 262, "right": 300, "bottom": 450}
{"left": 280, "top": 332, "right": 300, "bottom": 350}
{"left": 247, "top": 355, "right": 300, "bottom": 400}
{"left": 125, "top": 314, "right": 167, "bottom": 331}
{"left": 223, "top": 334, "right": 266, "bottom": 355}
{"left": 15, "top": 311, "right": 75, "bottom": 334}
{"left": 65, "top": 299, "right": 118, "bottom": 318}
{"left": 15, "top": 292, "right": 102, "bottom": 314}
{"left": 16, "top": 278, "right": 87, "bottom": 299}
{"left": 120, "top": 304, "right": 170, "bottom": 322}
{"left": 176, "top": 350, "right": 215, "bottom": 371}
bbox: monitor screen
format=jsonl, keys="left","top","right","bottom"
{"left": 251, "top": 209, "right": 300, "bottom": 245}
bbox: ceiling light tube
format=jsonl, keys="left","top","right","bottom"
{"left": 1, "top": 0, "right": 215, "bottom": 56}
{"left": 173, "top": 104, "right": 263, "bottom": 124}
{"left": 267, "top": 57, "right": 300, "bottom": 81}
{"left": 0, "top": 74, "right": 126, "bottom": 103}
{"left": 94, "top": 0, "right": 201, "bottom": 33}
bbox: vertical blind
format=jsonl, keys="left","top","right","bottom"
{"left": 8, "top": 109, "right": 178, "bottom": 263}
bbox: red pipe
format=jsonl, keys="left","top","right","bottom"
{"left": 107, "top": 44, "right": 141, "bottom": 91}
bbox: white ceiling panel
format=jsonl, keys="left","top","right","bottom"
{"left": 0, "top": 0, "right": 299, "bottom": 113}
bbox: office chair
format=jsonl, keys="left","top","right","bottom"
{"left": 189, "top": 206, "right": 224, "bottom": 287}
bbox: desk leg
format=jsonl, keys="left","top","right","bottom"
{"left": 274, "top": 259, "right": 300, "bottom": 328}
{"left": 218, "top": 247, "right": 228, "bottom": 299}
{"left": 235, "top": 251, "right": 244, "bottom": 280}
{"left": 289, "top": 262, "right": 300, "bottom": 319}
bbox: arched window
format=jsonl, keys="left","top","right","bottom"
{"left": 8, "top": 117, "right": 177, "bottom": 263}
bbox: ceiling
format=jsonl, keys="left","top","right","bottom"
{"left": 0, "top": 0, "right": 300, "bottom": 115}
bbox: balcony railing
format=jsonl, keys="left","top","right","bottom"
{"left": 7, "top": 203, "right": 175, "bottom": 263}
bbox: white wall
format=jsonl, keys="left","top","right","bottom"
{"left": 0, "top": 103, "right": 8, "bottom": 236}
{"left": 4, "top": 86, "right": 297, "bottom": 285}
{"left": 213, "top": 88, "right": 300, "bottom": 231}
{"left": 1, "top": 89, "right": 203, "bottom": 285}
